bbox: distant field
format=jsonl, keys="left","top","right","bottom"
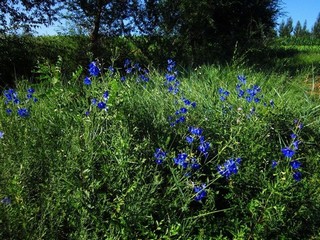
{"left": 274, "top": 37, "right": 320, "bottom": 67}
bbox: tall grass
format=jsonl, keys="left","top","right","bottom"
{"left": 1, "top": 58, "right": 320, "bottom": 239}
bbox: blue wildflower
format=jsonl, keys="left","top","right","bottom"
{"left": 27, "top": 88, "right": 35, "bottom": 94}
{"left": 166, "top": 74, "right": 176, "bottom": 82}
{"left": 270, "top": 99, "right": 275, "bottom": 107}
{"left": 97, "top": 101, "right": 107, "bottom": 110}
{"left": 91, "top": 98, "right": 97, "bottom": 105}
{"left": 6, "top": 109, "right": 12, "bottom": 115}
{"left": 254, "top": 97, "right": 260, "bottom": 103}
{"left": 84, "top": 77, "right": 92, "bottom": 85}
{"left": 182, "top": 98, "right": 191, "bottom": 105}
{"left": 293, "top": 171, "right": 302, "bottom": 181}
{"left": 13, "top": 98, "right": 20, "bottom": 104}
{"left": 193, "top": 184, "right": 207, "bottom": 201}
{"left": 108, "top": 66, "right": 115, "bottom": 76}
{"left": 167, "top": 59, "right": 176, "bottom": 72}
{"left": 0, "top": 131, "right": 4, "bottom": 139}
{"left": 281, "top": 147, "right": 295, "bottom": 158}
{"left": 3, "top": 89, "right": 16, "bottom": 102}
{"left": 186, "top": 135, "right": 194, "bottom": 144}
{"left": 154, "top": 148, "right": 166, "bottom": 165}
{"left": 237, "top": 75, "right": 247, "bottom": 84}
{"left": 271, "top": 160, "right": 277, "bottom": 168}
{"left": 175, "top": 116, "right": 186, "bottom": 124}
{"left": 174, "top": 153, "right": 188, "bottom": 169}
{"left": 125, "top": 67, "right": 133, "bottom": 74}
{"left": 26, "top": 88, "right": 35, "bottom": 99}
{"left": 189, "top": 126, "right": 203, "bottom": 136}
{"left": 103, "top": 91, "right": 109, "bottom": 101}
{"left": 134, "top": 63, "right": 141, "bottom": 71}
{"left": 198, "top": 141, "right": 210, "bottom": 155}
{"left": 89, "top": 61, "right": 100, "bottom": 77}
{"left": 246, "top": 95, "right": 253, "bottom": 103}
{"left": 17, "top": 108, "right": 29, "bottom": 118}
{"left": 292, "top": 140, "right": 300, "bottom": 150}
{"left": 1, "top": 196, "right": 11, "bottom": 205}
{"left": 180, "top": 107, "right": 188, "bottom": 114}
{"left": 237, "top": 89, "right": 245, "bottom": 98}
{"left": 139, "top": 74, "right": 149, "bottom": 82}
{"left": 218, "top": 88, "right": 230, "bottom": 101}
{"left": 290, "top": 133, "right": 297, "bottom": 139}
{"left": 124, "top": 58, "right": 131, "bottom": 68}
{"left": 217, "top": 158, "right": 241, "bottom": 179}
{"left": 290, "top": 160, "right": 301, "bottom": 170}
{"left": 191, "top": 158, "right": 201, "bottom": 170}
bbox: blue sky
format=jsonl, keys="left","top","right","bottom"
{"left": 278, "top": 0, "right": 320, "bottom": 30}
{"left": 37, "top": 1, "right": 320, "bottom": 35}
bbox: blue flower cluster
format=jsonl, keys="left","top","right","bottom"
{"left": 89, "top": 61, "right": 100, "bottom": 77}
{"left": 84, "top": 61, "right": 101, "bottom": 85}
{"left": 217, "top": 158, "right": 242, "bottom": 179}
{"left": 83, "top": 61, "right": 110, "bottom": 115}
{"left": 186, "top": 126, "right": 210, "bottom": 157}
{"left": 153, "top": 126, "right": 207, "bottom": 201}
{"left": 164, "top": 59, "right": 180, "bottom": 94}
{"left": 280, "top": 119, "right": 303, "bottom": 181}
{"left": 154, "top": 125, "right": 210, "bottom": 201}
{"left": 218, "top": 75, "right": 274, "bottom": 116}
{"left": 193, "top": 183, "right": 207, "bottom": 201}
{"left": 218, "top": 88, "right": 230, "bottom": 101}
{"left": 121, "top": 59, "right": 149, "bottom": 83}
{"left": 173, "top": 152, "right": 201, "bottom": 171}
{"left": 90, "top": 90, "right": 109, "bottom": 112}
{"left": 3, "top": 88, "right": 37, "bottom": 118}
{"left": 154, "top": 148, "right": 167, "bottom": 165}
{"left": 168, "top": 97, "right": 196, "bottom": 127}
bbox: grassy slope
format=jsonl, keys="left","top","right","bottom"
{"left": 0, "top": 54, "right": 320, "bottom": 239}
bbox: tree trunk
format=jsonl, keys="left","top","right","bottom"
{"left": 90, "top": 0, "right": 104, "bottom": 57}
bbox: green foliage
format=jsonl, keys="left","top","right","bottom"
{"left": 1, "top": 55, "right": 320, "bottom": 239}
{"left": 312, "top": 13, "right": 320, "bottom": 38}
{"left": 159, "top": 0, "right": 281, "bottom": 63}
{"left": 0, "top": 35, "right": 89, "bottom": 87}
{"left": 278, "top": 17, "right": 293, "bottom": 37}
{"left": 0, "top": 0, "right": 63, "bottom": 33}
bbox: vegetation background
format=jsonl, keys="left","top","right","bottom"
{"left": 1, "top": 0, "right": 320, "bottom": 239}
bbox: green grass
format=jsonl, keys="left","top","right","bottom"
{"left": 1, "top": 58, "right": 320, "bottom": 239}
{"left": 270, "top": 38, "right": 320, "bottom": 72}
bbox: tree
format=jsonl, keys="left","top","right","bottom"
{"left": 0, "top": 0, "right": 63, "bottom": 34}
{"left": 131, "top": 0, "right": 161, "bottom": 35}
{"left": 312, "top": 13, "right": 320, "bottom": 38}
{"left": 158, "top": 0, "right": 281, "bottom": 63}
{"left": 63, "top": 0, "right": 136, "bottom": 56}
{"left": 293, "top": 21, "right": 302, "bottom": 37}
{"left": 278, "top": 17, "right": 293, "bottom": 37}
{"left": 278, "top": 20, "right": 286, "bottom": 37}
{"left": 301, "top": 20, "right": 310, "bottom": 37}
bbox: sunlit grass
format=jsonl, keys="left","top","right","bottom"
{"left": 1, "top": 58, "right": 320, "bottom": 239}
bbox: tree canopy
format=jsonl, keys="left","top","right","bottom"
{"left": 0, "top": 0, "right": 63, "bottom": 34}
{"left": 1, "top": 0, "right": 283, "bottom": 62}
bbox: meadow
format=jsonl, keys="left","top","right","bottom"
{"left": 1, "top": 43, "right": 320, "bottom": 239}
